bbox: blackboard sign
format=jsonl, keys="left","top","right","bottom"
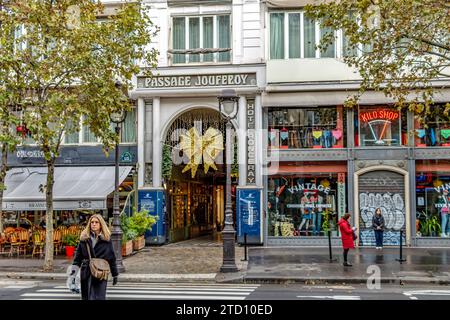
{"left": 237, "top": 188, "right": 262, "bottom": 244}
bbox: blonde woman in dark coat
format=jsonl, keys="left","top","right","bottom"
{"left": 69, "top": 214, "right": 119, "bottom": 300}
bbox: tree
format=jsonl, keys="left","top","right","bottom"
{"left": 305, "top": 0, "right": 450, "bottom": 119}
{"left": 0, "top": 0, "right": 158, "bottom": 270}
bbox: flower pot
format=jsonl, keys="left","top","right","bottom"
{"left": 65, "top": 245, "right": 75, "bottom": 258}
{"left": 132, "top": 235, "right": 145, "bottom": 251}
{"left": 122, "top": 240, "right": 133, "bottom": 256}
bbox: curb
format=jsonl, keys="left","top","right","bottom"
{"left": 0, "top": 272, "right": 218, "bottom": 283}
{"left": 238, "top": 276, "right": 450, "bottom": 285}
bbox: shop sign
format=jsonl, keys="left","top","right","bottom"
{"left": 120, "top": 151, "right": 133, "bottom": 163}
{"left": 287, "top": 182, "right": 331, "bottom": 195}
{"left": 287, "top": 203, "right": 332, "bottom": 209}
{"left": 360, "top": 109, "right": 399, "bottom": 122}
{"left": 137, "top": 73, "right": 257, "bottom": 89}
{"left": 237, "top": 188, "right": 262, "bottom": 244}
{"left": 2, "top": 200, "right": 105, "bottom": 211}
{"left": 16, "top": 150, "right": 45, "bottom": 159}
{"left": 246, "top": 98, "right": 256, "bottom": 185}
{"left": 337, "top": 173, "right": 346, "bottom": 219}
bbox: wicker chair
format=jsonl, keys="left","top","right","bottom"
{"left": 31, "top": 231, "right": 45, "bottom": 258}
{"left": 53, "top": 229, "right": 63, "bottom": 255}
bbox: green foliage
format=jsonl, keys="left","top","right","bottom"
{"left": 305, "top": 0, "right": 450, "bottom": 121}
{"left": 162, "top": 144, "right": 173, "bottom": 181}
{"left": 63, "top": 233, "right": 79, "bottom": 247}
{"left": 121, "top": 209, "right": 157, "bottom": 240}
{"left": 0, "top": 0, "right": 158, "bottom": 268}
{"left": 419, "top": 213, "right": 442, "bottom": 236}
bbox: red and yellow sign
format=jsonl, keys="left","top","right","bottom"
{"left": 360, "top": 109, "right": 399, "bottom": 122}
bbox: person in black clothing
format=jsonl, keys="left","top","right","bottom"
{"left": 69, "top": 214, "right": 118, "bottom": 300}
{"left": 372, "top": 208, "right": 385, "bottom": 250}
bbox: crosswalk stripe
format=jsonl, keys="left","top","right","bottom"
{"left": 296, "top": 295, "right": 361, "bottom": 300}
{"left": 37, "top": 288, "right": 251, "bottom": 295}
{"left": 20, "top": 282, "right": 257, "bottom": 300}
{"left": 21, "top": 293, "right": 246, "bottom": 300}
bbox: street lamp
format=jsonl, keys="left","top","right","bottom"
{"left": 218, "top": 89, "right": 239, "bottom": 273}
{"left": 110, "top": 106, "right": 127, "bottom": 273}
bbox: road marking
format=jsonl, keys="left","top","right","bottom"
{"left": 403, "top": 290, "right": 450, "bottom": 296}
{"left": 296, "top": 295, "right": 361, "bottom": 300}
{"left": 409, "top": 297, "right": 418, "bottom": 300}
{"left": 20, "top": 282, "right": 258, "bottom": 300}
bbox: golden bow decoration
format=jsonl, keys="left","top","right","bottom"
{"left": 179, "top": 127, "right": 224, "bottom": 178}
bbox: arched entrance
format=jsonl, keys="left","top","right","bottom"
{"left": 162, "top": 108, "right": 237, "bottom": 243}
{"left": 355, "top": 166, "right": 411, "bottom": 246}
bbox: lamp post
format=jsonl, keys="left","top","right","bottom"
{"left": 218, "top": 89, "right": 239, "bottom": 273}
{"left": 110, "top": 108, "right": 127, "bottom": 273}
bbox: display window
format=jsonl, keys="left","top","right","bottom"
{"left": 355, "top": 106, "right": 407, "bottom": 147}
{"left": 267, "top": 107, "right": 346, "bottom": 149}
{"left": 414, "top": 105, "right": 450, "bottom": 147}
{"left": 267, "top": 161, "right": 347, "bottom": 237}
{"left": 416, "top": 160, "right": 450, "bottom": 237}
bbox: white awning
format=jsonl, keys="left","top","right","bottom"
{"left": 3, "top": 166, "right": 132, "bottom": 211}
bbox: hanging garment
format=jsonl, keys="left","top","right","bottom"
{"left": 280, "top": 128, "right": 289, "bottom": 148}
{"left": 322, "top": 130, "right": 333, "bottom": 148}
{"left": 312, "top": 130, "right": 323, "bottom": 146}
{"left": 332, "top": 129, "right": 343, "bottom": 141}
{"left": 441, "top": 129, "right": 450, "bottom": 140}
{"left": 269, "top": 129, "right": 279, "bottom": 148}
{"left": 289, "top": 130, "right": 300, "bottom": 148}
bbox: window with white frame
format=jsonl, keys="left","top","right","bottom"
{"left": 172, "top": 15, "right": 231, "bottom": 64}
{"left": 270, "top": 11, "right": 357, "bottom": 60}
{"left": 63, "top": 110, "right": 136, "bottom": 145}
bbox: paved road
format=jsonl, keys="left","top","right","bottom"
{"left": 0, "top": 279, "right": 449, "bottom": 300}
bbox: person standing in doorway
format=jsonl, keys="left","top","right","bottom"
{"left": 338, "top": 213, "right": 357, "bottom": 267}
{"left": 68, "top": 214, "right": 118, "bottom": 300}
{"left": 372, "top": 208, "right": 385, "bottom": 249}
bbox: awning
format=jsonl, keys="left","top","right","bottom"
{"left": 3, "top": 166, "right": 132, "bottom": 211}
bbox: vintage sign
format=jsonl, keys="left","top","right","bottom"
{"left": 237, "top": 188, "right": 262, "bottom": 244}
{"left": 2, "top": 199, "right": 106, "bottom": 211}
{"left": 246, "top": 98, "right": 256, "bottom": 185}
{"left": 137, "top": 73, "right": 257, "bottom": 89}
{"left": 287, "top": 182, "right": 331, "bottom": 195}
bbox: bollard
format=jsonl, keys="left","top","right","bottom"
{"left": 396, "top": 229, "right": 406, "bottom": 264}
{"left": 241, "top": 233, "right": 248, "bottom": 261}
{"left": 328, "top": 230, "right": 336, "bottom": 262}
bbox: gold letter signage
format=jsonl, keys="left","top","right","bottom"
{"left": 246, "top": 98, "right": 256, "bottom": 185}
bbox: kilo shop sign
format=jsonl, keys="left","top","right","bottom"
{"left": 360, "top": 109, "right": 399, "bottom": 122}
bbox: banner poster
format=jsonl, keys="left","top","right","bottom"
{"left": 237, "top": 188, "right": 262, "bottom": 244}
{"left": 138, "top": 189, "right": 165, "bottom": 244}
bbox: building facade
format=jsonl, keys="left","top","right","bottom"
{"left": 130, "top": 0, "right": 450, "bottom": 247}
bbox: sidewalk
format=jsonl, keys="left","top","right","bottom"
{"left": 1, "top": 245, "right": 449, "bottom": 285}
{"left": 236, "top": 247, "right": 450, "bottom": 285}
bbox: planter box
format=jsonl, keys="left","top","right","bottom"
{"left": 132, "top": 235, "right": 145, "bottom": 251}
{"left": 65, "top": 246, "right": 75, "bottom": 258}
{"left": 121, "top": 240, "right": 133, "bottom": 256}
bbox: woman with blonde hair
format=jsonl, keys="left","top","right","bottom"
{"left": 68, "top": 214, "right": 118, "bottom": 300}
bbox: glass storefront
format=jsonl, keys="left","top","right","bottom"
{"left": 267, "top": 107, "right": 346, "bottom": 149}
{"left": 267, "top": 162, "right": 347, "bottom": 237}
{"left": 416, "top": 160, "right": 450, "bottom": 237}
{"left": 355, "top": 106, "right": 407, "bottom": 146}
{"left": 414, "top": 105, "right": 450, "bottom": 147}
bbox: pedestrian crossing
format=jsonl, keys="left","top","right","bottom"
{"left": 19, "top": 282, "right": 260, "bottom": 300}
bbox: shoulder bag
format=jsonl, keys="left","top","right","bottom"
{"left": 86, "top": 242, "right": 110, "bottom": 281}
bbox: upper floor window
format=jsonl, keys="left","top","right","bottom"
{"left": 269, "top": 11, "right": 356, "bottom": 60}
{"left": 414, "top": 105, "right": 450, "bottom": 147}
{"left": 63, "top": 110, "right": 136, "bottom": 145}
{"left": 172, "top": 15, "right": 231, "bottom": 64}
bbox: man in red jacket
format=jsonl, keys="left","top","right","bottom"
{"left": 338, "top": 213, "right": 357, "bottom": 267}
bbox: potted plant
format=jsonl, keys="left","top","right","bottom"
{"left": 120, "top": 214, "right": 134, "bottom": 256}
{"left": 420, "top": 215, "right": 442, "bottom": 237}
{"left": 63, "top": 234, "right": 79, "bottom": 258}
{"left": 128, "top": 209, "right": 157, "bottom": 251}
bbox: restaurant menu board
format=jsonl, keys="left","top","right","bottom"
{"left": 237, "top": 189, "right": 262, "bottom": 244}
{"left": 138, "top": 189, "right": 165, "bottom": 244}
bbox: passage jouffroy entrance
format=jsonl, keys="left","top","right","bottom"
{"left": 163, "top": 109, "right": 237, "bottom": 243}
{"left": 358, "top": 170, "right": 407, "bottom": 246}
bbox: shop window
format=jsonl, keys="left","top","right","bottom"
{"left": 414, "top": 105, "right": 450, "bottom": 147}
{"left": 416, "top": 160, "right": 450, "bottom": 237}
{"left": 171, "top": 15, "right": 231, "bottom": 64}
{"left": 267, "top": 162, "right": 348, "bottom": 237}
{"left": 355, "top": 106, "right": 407, "bottom": 147}
{"left": 268, "top": 107, "right": 345, "bottom": 149}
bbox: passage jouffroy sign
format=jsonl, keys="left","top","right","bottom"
{"left": 137, "top": 73, "right": 257, "bottom": 89}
